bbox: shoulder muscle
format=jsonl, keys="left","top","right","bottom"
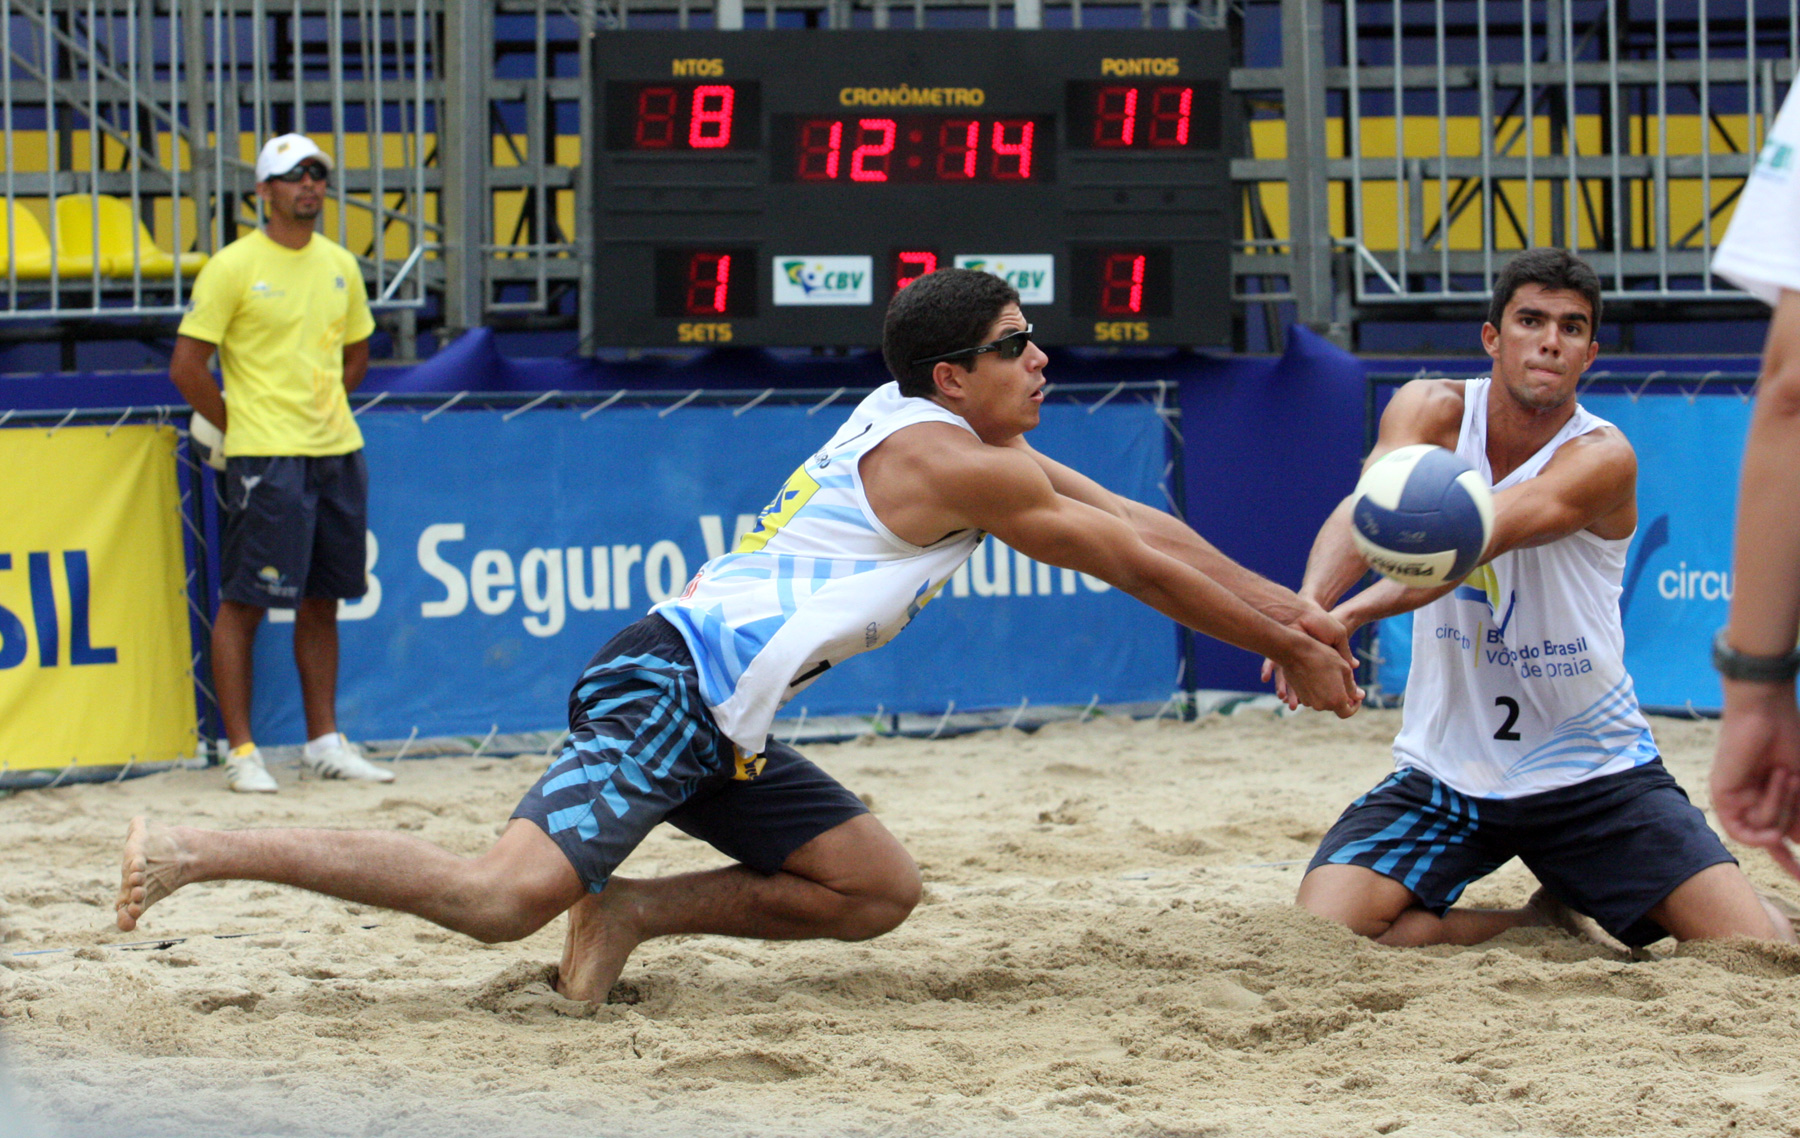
{"left": 1490, "top": 425, "right": 1636, "bottom": 551}
{"left": 1369, "top": 379, "right": 1465, "bottom": 467}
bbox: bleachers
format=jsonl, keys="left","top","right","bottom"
{"left": 0, "top": 197, "right": 204, "bottom": 282}
{"left": 0, "top": 0, "right": 1792, "bottom": 356}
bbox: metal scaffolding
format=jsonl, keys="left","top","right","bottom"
{"left": 2, "top": 0, "right": 1786, "bottom": 355}
{"left": 1, "top": 0, "right": 433, "bottom": 348}
{"left": 1240, "top": 0, "right": 1797, "bottom": 340}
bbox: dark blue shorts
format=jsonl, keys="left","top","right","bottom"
{"left": 1308, "top": 761, "right": 1736, "bottom": 947}
{"left": 219, "top": 452, "right": 369, "bottom": 607}
{"left": 512, "top": 614, "right": 870, "bottom": 892}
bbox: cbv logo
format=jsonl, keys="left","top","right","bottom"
{"left": 0, "top": 551, "right": 117, "bottom": 669}
{"left": 773, "top": 256, "right": 873, "bottom": 306}
{"left": 954, "top": 254, "right": 1054, "bottom": 303}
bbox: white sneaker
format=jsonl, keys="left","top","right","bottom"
{"left": 224, "top": 747, "right": 280, "bottom": 793}
{"left": 301, "top": 734, "right": 395, "bottom": 782}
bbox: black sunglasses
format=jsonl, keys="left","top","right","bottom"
{"left": 271, "top": 161, "right": 329, "bottom": 184}
{"left": 910, "top": 325, "right": 1034, "bottom": 369}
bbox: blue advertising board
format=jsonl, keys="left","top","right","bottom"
{"left": 1589, "top": 392, "right": 1745, "bottom": 712}
{"left": 1375, "top": 391, "right": 1747, "bottom": 713}
{"left": 250, "top": 398, "right": 1176, "bottom": 743}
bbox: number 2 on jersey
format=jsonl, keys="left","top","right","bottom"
{"left": 1493, "top": 696, "right": 1522, "bottom": 741}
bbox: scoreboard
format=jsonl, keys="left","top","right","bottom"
{"left": 589, "top": 30, "right": 1233, "bottom": 348}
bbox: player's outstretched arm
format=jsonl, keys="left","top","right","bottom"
{"left": 1330, "top": 425, "right": 1635, "bottom": 636}
{"left": 923, "top": 436, "right": 1363, "bottom": 716}
{"left": 1714, "top": 288, "right": 1800, "bottom": 876}
{"left": 1262, "top": 379, "right": 1465, "bottom": 700}
{"left": 1011, "top": 437, "right": 1349, "bottom": 654}
{"left": 1297, "top": 379, "right": 1466, "bottom": 613}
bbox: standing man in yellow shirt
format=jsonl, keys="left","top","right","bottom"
{"left": 171, "top": 133, "right": 394, "bottom": 792}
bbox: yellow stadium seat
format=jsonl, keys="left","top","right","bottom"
{"left": 54, "top": 194, "right": 207, "bottom": 279}
{"left": 0, "top": 200, "right": 81, "bottom": 280}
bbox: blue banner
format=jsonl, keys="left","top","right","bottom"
{"left": 1375, "top": 392, "right": 1747, "bottom": 712}
{"left": 1590, "top": 392, "right": 1746, "bottom": 712}
{"left": 250, "top": 400, "right": 1175, "bottom": 743}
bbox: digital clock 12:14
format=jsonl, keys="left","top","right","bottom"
{"left": 771, "top": 115, "right": 1055, "bottom": 183}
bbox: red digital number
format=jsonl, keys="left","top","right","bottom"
{"left": 635, "top": 86, "right": 678, "bottom": 148}
{"left": 685, "top": 252, "right": 731, "bottom": 315}
{"left": 689, "top": 84, "right": 735, "bottom": 149}
{"left": 1094, "top": 86, "right": 1138, "bottom": 147}
{"left": 1100, "top": 253, "right": 1147, "bottom": 315}
{"left": 894, "top": 250, "right": 938, "bottom": 289}
{"left": 797, "top": 119, "right": 843, "bottom": 179}
{"left": 1148, "top": 86, "right": 1193, "bottom": 147}
{"left": 936, "top": 120, "right": 979, "bottom": 179}
{"left": 851, "top": 119, "right": 897, "bottom": 182}
{"left": 990, "top": 120, "right": 1034, "bottom": 180}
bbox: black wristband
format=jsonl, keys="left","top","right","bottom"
{"left": 1712, "top": 627, "right": 1800, "bottom": 684}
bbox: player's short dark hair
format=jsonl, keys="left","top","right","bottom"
{"left": 1487, "top": 247, "right": 1603, "bottom": 332}
{"left": 882, "top": 268, "right": 1020, "bottom": 398}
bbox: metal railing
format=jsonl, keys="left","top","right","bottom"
{"left": 1238, "top": 0, "right": 1798, "bottom": 335}
{"left": 2, "top": 0, "right": 433, "bottom": 335}
{"left": 12, "top": 0, "right": 1782, "bottom": 353}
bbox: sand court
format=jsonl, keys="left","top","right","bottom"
{"left": 4, "top": 707, "right": 1800, "bottom": 1137}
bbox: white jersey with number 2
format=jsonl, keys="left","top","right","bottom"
{"left": 1392, "top": 378, "right": 1658, "bottom": 799}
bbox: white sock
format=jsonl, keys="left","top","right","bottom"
{"left": 304, "top": 732, "right": 344, "bottom": 758}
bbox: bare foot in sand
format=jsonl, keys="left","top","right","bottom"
{"left": 115, "top": 817, "right": 189, "bottom": 932}
{"left": 1527, "top": 886, "right": 1631, "bottom": 953}
{"left": 556, "top": 883, "right": 643, "bottom": 1003}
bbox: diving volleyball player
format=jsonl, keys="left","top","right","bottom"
{"left": 118, "top": 268, "right": 1361, "bottom": 1001}
{"left": 1287, "top": 248, "right": 1792, "bottom": 950}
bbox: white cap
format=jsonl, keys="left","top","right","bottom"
{"left": 254, "top": 134, "right": 333, "bottom": 182}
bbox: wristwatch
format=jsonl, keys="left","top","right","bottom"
{"left": 1712, "top": 627, "right": 1800, "bottom": 683}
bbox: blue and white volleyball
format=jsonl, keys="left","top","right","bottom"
{"left": 1349, "top": 444, "right": 1495, "bottom": 586}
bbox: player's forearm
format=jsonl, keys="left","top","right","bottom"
{"left": 1333, "top": 576, "right": 1455, "bottom": 634}
{"left": 1299, "top": 498, "right": 1371, "bottom": 610}
{"left": 1728, "top": 293, "right": 1800, "bottom": 657}
{"left": 1119, "top": 547, "right": 1313, "bottom": 662}
{"left": 1122, "top": 499, "right": 1308, "bottom": 622}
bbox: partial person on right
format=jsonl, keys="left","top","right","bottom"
{"left": 1708, "top": 81, "right": 1800, "bottom": 881}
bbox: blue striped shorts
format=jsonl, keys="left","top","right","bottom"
{"left": 512, "top": 614, "right": 868, "bottom": 892}
{"left": 1307, "top": 761, "right": 1734, "bottom": 947}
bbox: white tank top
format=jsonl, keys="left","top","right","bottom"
{"left": 1391, "top": 379, "right": 1658, "bottom": 798}
{"left": 655, "top": 383, "right": 984, "bottom": 754}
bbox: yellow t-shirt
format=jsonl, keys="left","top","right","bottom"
{"left": 177, "top": 229, "right": 375, "bottom": 456}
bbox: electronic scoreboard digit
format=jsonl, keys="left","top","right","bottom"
{"left": 589, "top": 30, "right": 1233, "bottom": 349}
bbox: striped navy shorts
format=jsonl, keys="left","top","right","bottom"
{"left": 1307, "top": 760, "right": 1735, "bottom": 947}
{"left": 512, "top": 614, "right": 869, "bottom": 892}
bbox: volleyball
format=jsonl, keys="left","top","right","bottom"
{"left": 1349, "top": 444, "right": 1495, "bottom": 586}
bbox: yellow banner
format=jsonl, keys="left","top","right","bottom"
{"left": 0, "top": 424, "right": 196, "bottom": 770}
